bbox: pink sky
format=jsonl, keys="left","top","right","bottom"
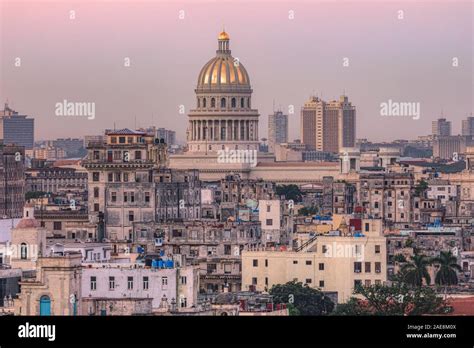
{"left": 0, "top": 0, "right": 472, "bottom": 142}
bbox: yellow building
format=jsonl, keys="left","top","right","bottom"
{"left": 242, "top": 219, "right": 387, "bottom": 303}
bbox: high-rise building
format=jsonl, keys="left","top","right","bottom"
{"left": 462, "top": 116, "right": 474, "bottom": 137}
{"left": 432, "top": 118, "right": 451, "bottom": 136}
{"left": 268, "top": 110, "right": 288, "bottom": 152}
{"left": 156, "top": 128, "right": 176, "bottom": 146}
{"left": 0, "top": 143, "right": 25, "bottom": 218}
{"left": 300, "top": 95, "right": 356, "bottom": 153}
{"left": 0, "top": 103, "right": 34, "bottom": 150}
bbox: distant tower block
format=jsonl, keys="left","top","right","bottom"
{"left": 339, "top": 147, "right": 360, "bottom": 174}
{"left": 378, "top": 147, "right": 401, "bottom": 169}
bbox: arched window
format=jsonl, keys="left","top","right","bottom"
{"left": 240, "top": 98, "right": 244, "bottom": 108}
{"left": 247, "top": 98, "right": 251, "bottom": 108}
{"left": 231, "top": 98, "right": 236, "bottom": 108}
{"left": 211, "top": 98, "right": 216, "bottom": 108}
{"left": 20, "top": 243, "right": 27, "bottom": 260}
{"left": 221, "top": 98, "right": 226, "bottom": 108}
{"left": 203, "top": 98, "right": 207, "bottom": 108}
{"left": 197, "top": 98, "right": 200, "bottom": 108}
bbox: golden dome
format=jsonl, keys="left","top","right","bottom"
{"left": 196, "top": 31, "right": 250, "bottom": 91}
{"left": 219, "top": 31, "right": 230, "bottom": 40}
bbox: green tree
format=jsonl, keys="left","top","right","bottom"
{"left": 276, "top": 185, "right": 302, "bottom": 203}
{"left": 414, "top": 179, "right": 428, "bottom": 197}
{"left": 298, "top": 206, "right": 318, "bottom": 216}
{"left": 332, "top": 283, "right": 447, "bottom": 316}
{"left": 25, "top": 191, "right": 47, "bottom": 200}
{"left": 432, "top": 251, "right": 462, "bottom": 298}
{"left": 401, "top": 254, "right": 432, "bottom": 287}
{"left": 269, "top": 281, "right": 334, "bottom": 315}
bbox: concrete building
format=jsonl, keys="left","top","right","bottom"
{"left": 81, "top": 263, "right": 199, "bottom": 313}
{"left": 258, "top": 200, "right": 282, "bottom": 245}
{"left": 0, "top": 103, "right": 34, "bottom": 150}
{"left": 83, "top": 128, "right": 168, "bottom": 241}
{"left": 432, "top": 135, "right": 468, "bottom": 160}
{"left": 432, "top": 117, "right": 452, "bottom": 136}
{"left": 268, "top": 111, "right": 288, "bottom": 153}
{"left": 0, "top": 144, "right": 25, "bottom": 218}
{"left": 300, "top": 95, "right": 356, "bottom": 153}
{"left": 462, "top": 116, "right": 474, "bottom": 138}
{"left": 26, "top": 167, "right": 87, "bottom": 194}
{"left": 14, "top": 252, "right": 82, "bottom": 316}
{"left": 242, "top": 218, "right": 387, "bottom": 303}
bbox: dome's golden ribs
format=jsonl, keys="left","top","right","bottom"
{"left": 218, "top": 31, "right": 230, "bottom": 40}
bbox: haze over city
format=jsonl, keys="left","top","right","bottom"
{"left": 0, "top": 0, "right": 472, "bottom": 142}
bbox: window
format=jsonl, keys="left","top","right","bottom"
{"left": 266, "top": 205, "right": 271, "bottom": 212}
{"left": 130, "top": 192, "right": 135, "bottom": 203}
{"left": 293, "top": 260, "right": 298, "bottom": 264}
{"left": 375, "top": 280, "right": 381, "bottom": 285}
{"left": 111, "top": 137, "right": 117, "bottom": 144}
{"left": 145, "top": 192, "right": 150, "bottom": 203}
{"left": 319, "top": 263, "right": 324, "bottom": 270}
{"left": 109, "top": 276, "right": 115, "bottom": 290}
{"left": 203, "top": 98, "right": 207, "bottom": 107}
{"left": 124, "top": 192, "right": 128, "bottom": 202}
{"left": 375, "top": 245, "right": 381, "bottom": 254}
{"left": 354, "top": 262, "right": 362, "bottom": 273}
{"left": 20, "top": 243, "right": 27, "bottom": 259}
{"left": 266, "top": 219, "right": 273, "bottom": 226}
{"left": 127, "top": 276, "right": 134, "bottom": 290}
{"left": 265, "top": 259, "right": 268, "bottom": 267}
{"left": 135, "top": 151, "right": 142, "bottom": 160}
{"left": 211, "top": 98, "right": 216, "bottom": 108}
{"left": 207, "top": 264, "right": 217, "bottom": 273}
{"left": 306, "top": 260, "right": 312, "bottom": 265}
{"left": 240, "top": 98, "right": 244, "bottom": 108}
{"left": 354, "top": 279, "right": 362, "bottom": 288}
{"left": 128, "top": 211, "right": 134, "bottom": 222}
{"left": 231, "top": 98, "right": 236, "bottom": 108}
{"left": 162, "top": 277, "right": 168, "bottom": 288}
{"left": 92, "top": 172, "right": 100, "bottom": 182}
{"left": 221, "top": 98, "right": 226, "bottom": 108}
{"left": 265, "top": 277, "right": 268, "bottom": 286}
{"left": 224, "top": 264, "right": 231, "bottom": 274}
{"left": 305, "top": 278, "right": 312, "bottom": 284}
{"left": 252, "top": 277, "right": 258, "bottom": 285}
{"left": 375, "top": 262, "right": 381, "bottom": 273}
{"left": 114, "top": 172, "right": 121, "bottom": 182}
{"left": 322, "top": 245, "right": 327, "bottom": 254}
{"left": 319, "top": 280, "right": 325, "bottom": 287}
{"left": 180, "top": 297, "right": 187, "bottom": 308}
{"left": 111, "top": 192, "right": 117, "bottom": 203}
{"left": 181, "top": 276, "right": 187, "bottom": 285}
{"left": 90, "top": 276, "right": 97, "bottom": 290}
{"left": 365, "top": 280, "right": 371, "bottom": 286}
{"left": 365, "top": 223, "right": 370, "bottom": 232}
{"left": 119, "top": 137, "right": 126, "bottom": 144}
{"left": 53, "top": 221, "right": 62, "bottom": 230}
{"left": 224, "top": 245, "right": 231, "bottom": 255}
{"left": 143, "top": 276, "right": 149, "bottom": 290}
{"left": 253, "top": 259, "right": 258, "bottom": 267}
{"left": 94, "top": 203, "right": 99, "bottom": 212}
{"left": 365, "top": 262, "right": 371, "bottom": 273}
{"left": 94, "top": 187, "right": 99, "bottom": 198}
{"left": 123, "top": 173, "right": 129, "bottom": 182}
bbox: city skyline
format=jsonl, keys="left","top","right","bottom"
{"left": 1, "top": 0, "right": 472, "bottom": 142}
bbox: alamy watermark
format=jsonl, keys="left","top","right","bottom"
{"left": 380, "top": 99, "right": 420, "bottom": 120}
{"left": 55, "top": 99, "right": 95, "bottom": 120}
{"left": 217, "top": 148, "right": 257, "bottom": 167}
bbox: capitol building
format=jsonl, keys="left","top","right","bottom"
{"left": 169, "top": 31, "right": 356, "bottom": 183}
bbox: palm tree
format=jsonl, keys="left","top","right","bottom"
{"left": 432, "top": 251, "right": 462, "bottom": 297}
{"left": 400, "top": 254, "right": 432, "bottom": 287}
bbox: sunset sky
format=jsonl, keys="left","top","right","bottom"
{"left": 0, "top": 0, "right": 472, "bottom": 142}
